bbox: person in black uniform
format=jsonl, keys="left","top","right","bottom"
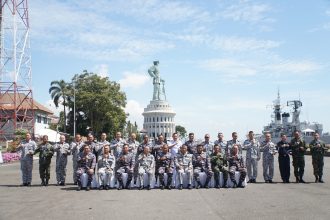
{"left": 276, "top": 134, "right": 292, "bottom": 183}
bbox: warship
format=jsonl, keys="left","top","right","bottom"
{"left": 257, "top": 91, "right": 330, "bottom": 144}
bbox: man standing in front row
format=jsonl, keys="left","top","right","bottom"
{"left": 290, "top": 131, "right": 307, "bottom": 183}
{"left": 70, "top": 133, "right": 84, "bottom": 185}
{"left": 243, "top": 131, "right": 260, "bottom": 183}
{"left": 34, "top": 135, "right": 54, "bottom": 186}
{"left": 54, "top": 135, "right": 70, "bottom": 186}
{"left": 310, "top": 132, "right": 328, "bottom": 183}
{"left": 260, "top": 133, "right": 277, "bottom": 183}
{"left": 16, "top": 133, "right": 36, "bottom": 186}
{"left": 276, "top": 134, "right": 291, "bottom": 183}
{"left": 76, "top": 145, "right": 96, "bottom": 191}
{"left": 175, "top": 145, "right": 193, "bottom": 190}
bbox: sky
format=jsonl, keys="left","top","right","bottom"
{"left": 20, "top": 0, "right": 330, "bottom": 140}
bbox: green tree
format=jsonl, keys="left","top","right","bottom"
{"left": 175, "top": 125, "right": 187, "bottom": 139}
{"left": 49, "top": 80, "right": 71, "bottom": 133}
{"left": 123, "top": 120, "right": 140, "bottom": 140}
{"left": 67, "top": 71, "right": 127, "bottom": 139}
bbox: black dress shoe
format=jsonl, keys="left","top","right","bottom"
{"left": 179, "top": 184, "right": 183, "bottom": 190}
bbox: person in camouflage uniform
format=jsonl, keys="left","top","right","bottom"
{"left": 214, "top": 132, "right": 227, "bottom": 156}
{"left": 243, "top": 131, "right": 261, "bottom": 183}
{"left": 110, "top": 132, "right": 126, "bottom": 158}
{"left": 16, "top": 133, "right": 36, "bottom": 186}
{"left": 175, "top": 145, "right": 193, "bottom": 190}
{"left": 152, "top": 134, "right": 166, "bottom": 158}
{"left": 226, "top": 132, "right": 242, "bottom": 158}
{"left": 115, "top": 144, "right": 135, "bottom": 190}
{"left": 76, "top": 145, "right": 96, "bottom": 191}
{"left": 310, "top": 132, "right": 328, "bottom": 183}
{"left": 70, "top": 133, "right": 84, "bottom": 185}
{"left": 137, "top": 146, "right": 155, "bottom": 190}
{"left": 34, "top": 135, "right": 54, "bottom": 186}
{"left": 210, "top": 144, "right": 228, "bottom": 188}
{"left": 185, "top": 133, "right": 198, "bottom": 155}
{"left": 202, "top": 134, "right": 214, "bottom": 156}
{"left": 193, "top": 144, "right": 213, "bottom": 189}
{"left": 156, "top": 144, "right": 174, "bottom": 190}
{"left": 260, "top": 133, "right": 277, "bottom": 183}
{"left": 127, "top": 133, "right": 140, "bottom": 155}
{"left": 54, "top": 135, "right": 71, "bottom": 186}
{"left": 97, "top": 145, "right": 115, "bottom": 190}
{"left": 290, "top": 131, "right": 307, "bottom": 183}
{"left": 228, "top": 145, "right": 246, "bottom": 188}
{"left": 134, "top": 134, "right": 152, "bottom": 185}
{"left": 96, "top": 133, "right": 110, "bottom": 159}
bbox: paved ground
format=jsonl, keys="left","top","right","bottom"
{"left": 0, "top": 156, "right": 329, "bottom": 220}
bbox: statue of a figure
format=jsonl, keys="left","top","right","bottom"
{"left": 148, "top": 61, "right": 166, "bottom": 100}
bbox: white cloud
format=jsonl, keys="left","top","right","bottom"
{"left": 201, "top": 58, "right": 258, "bottom": 77}
{"left": 212, "top": 36, "right": 281, "bottom": 51}
{"left": 119, "top": 72, "right": 150, "bottom": 89}
{"left": 29, "top": 0, "right": 176, "bottom": 61}
{"left": 221, "top": 0, "right": 273, "bottom": 24}
{"left": 125, "top": 100, "right": 144, "bottom": 128}
{"left": 201, "top": 58, "right": 322, "bottom": 80}
{"left": 326, "top": 9, "right": 330, "bottom": 16}
{"left": 91, "top": 0, "right": 211, "bottom": 24}
{"left": 93, "top": 64, "right": 109, "bottom": 78}
{"left": 164, "top": 32, "right": 281, "bottom": 52}
{"left": 264, "top": 60, "right": 322, "bottom": 74}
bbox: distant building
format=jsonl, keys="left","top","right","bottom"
{"left": 0, "top": 93, "right": 54, "bottom": 140}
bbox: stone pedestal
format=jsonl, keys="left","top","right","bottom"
{"left": 142, "top": 100, "right": 176, "bottom": 139}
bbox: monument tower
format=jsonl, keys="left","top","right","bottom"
{"left": 142, "top": 61, "right": 175, "bottom": 139}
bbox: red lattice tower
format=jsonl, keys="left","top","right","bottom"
{"left": 0, "top": 0, "right": 33, "bottom": 140}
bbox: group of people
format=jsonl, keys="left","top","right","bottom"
{"left": 16, "top": 130, "right": 328, "bottom": 191}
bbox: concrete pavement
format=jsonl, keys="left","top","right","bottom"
{"left": 0, "top": 156, "right": 329, "bottom": 220}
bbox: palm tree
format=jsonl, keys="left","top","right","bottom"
{"left": 49, "top": 80, "right": 70, "bottom": 133}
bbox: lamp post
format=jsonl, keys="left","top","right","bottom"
{"left": 73, "top": 76, "right": 76, "bottom": 137}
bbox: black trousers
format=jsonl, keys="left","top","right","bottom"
{"left": 278, "top": 155, "right": 290, "bottom": 181}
